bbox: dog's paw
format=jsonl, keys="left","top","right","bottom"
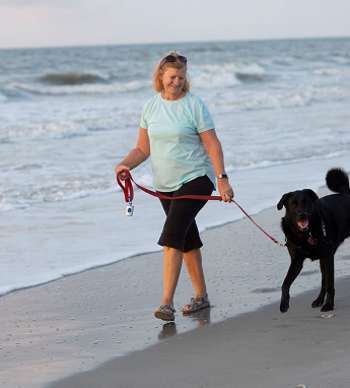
{"left": 321, "top": 303, "right": 334, "bottom": 312}
{"left": 280, "top": 300, "right": 289, "bottom": 313}
{"left": 312, "top": 297, "right": 324, "bottom": 308}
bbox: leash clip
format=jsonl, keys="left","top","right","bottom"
{"left": 125, "top": 201, "right": 134, "bottom": 217}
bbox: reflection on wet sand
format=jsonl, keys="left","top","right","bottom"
{"left": 186, "top": 307, "right": 211, "bottom": 327}
{"left": 158, "top": 308, "right": 211, "bottom": 339}
{"left": 158, "top": 322, "right": 177, "bottom": 339}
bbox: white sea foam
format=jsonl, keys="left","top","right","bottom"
{"left": 0, "top": 92, "right": 7, "bottom": 103}
{"left": 0, "top": 121, "right": 90, "bottom": 142}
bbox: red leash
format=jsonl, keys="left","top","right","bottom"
{"left": 116, "top": 171, "right": 285, "bottom": 247}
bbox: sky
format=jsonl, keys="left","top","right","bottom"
{"left": 0, "top": 0, "right": 350, "bottom": 49}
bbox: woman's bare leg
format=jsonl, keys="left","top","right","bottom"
{"left": 183, "top": 248, "right": 207, "bottom": 298}
{"left": 161, "top": 246, "right": 183, "bottom": 305}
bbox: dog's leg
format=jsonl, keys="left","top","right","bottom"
{"left": 280, "top": 257, "right": 303, "bottom": 313}
{"left": 312, "top": 259, "right": 326, "bottom": 308}
{"left": 321, "top": 256, "right": 335, "bottom": 312}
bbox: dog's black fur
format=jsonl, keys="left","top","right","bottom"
{"left": 277, "top": 168, "right": 350, "bottom": 313}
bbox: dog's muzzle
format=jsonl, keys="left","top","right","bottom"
{"left": 296, "top": 213, "right": 311, "bottom": 231}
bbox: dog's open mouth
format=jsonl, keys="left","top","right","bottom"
{"left": 297, "top": 219, "right": 309, "bottom": 231}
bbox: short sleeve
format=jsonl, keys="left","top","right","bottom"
{"left": 193, "top": 97, "right": 215, "bottom": 133}
{"left": 139, "top": 102, "right": 148, "bottom": 129}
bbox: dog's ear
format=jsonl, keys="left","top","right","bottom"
{"left": 277, "top": 192, "right": 292, "bottom": 210}
{"left": 304, "top": 189, "right": 319, "bottom": 202}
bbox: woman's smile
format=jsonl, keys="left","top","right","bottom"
{"left": 161, "top": 68, "right": 186, "bottom": 100}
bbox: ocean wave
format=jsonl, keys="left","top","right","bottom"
{"left": 0, "top": 177, "right": 113, "bottom": 211}
{"left": 0, "top": 85, "right": 29, "bottom": 102}
{"left": 0, "top": 202, "right": 16, "bottom": 212}
{"left": 0, "top": 121, "right": 90, "bottom": 143}
{"left": 216, "top": 90, "right": 312, "bottom": 111}
{"left": 314, "top": 67, "right": 350, "bottom": 77}
{"left": 0, "top": 167, "right": 155, "bottom": 212}
{"left": 38, "top": 72, "right": 108, "bottom": 86}
{"left": 235, "top": 64, "right": 267, "bottom": 82}
{"left": 214, "top": 83, "right": 350, "bottom": 112}
{"left": 192, "top": 63, "right": 266, "bottom": 89}
{"left": 0, "top": 110, "right": 139, "bottom": 143}
{"left": 11, "top": 79, "right": 149, "bottom": 96}
{"left": 14, "top": 163, "right": 43, "bottom": 171}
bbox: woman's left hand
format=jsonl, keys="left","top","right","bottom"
{"left": 218, "top": 179, "right": 234, "bottom": 202}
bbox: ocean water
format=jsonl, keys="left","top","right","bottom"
{"left": 1, "top": 37, "right": 350, "bottom": 296}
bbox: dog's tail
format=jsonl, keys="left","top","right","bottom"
{"left": 326, "top": 168, "right": 350, "bottom": 194}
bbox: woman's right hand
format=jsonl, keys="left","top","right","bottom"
{"left": 217, "top": 179, "right": 234, "bottom": 203}
{"left": 115, "top": 164, "right": 130, "bottom": 180}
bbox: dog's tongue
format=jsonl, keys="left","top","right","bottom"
{"left": 297, "top": 220, "right": 309, "bottom": 230}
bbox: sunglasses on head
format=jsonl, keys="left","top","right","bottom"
{"left": 161, "top": 54, "right": 187, "bottom": 64}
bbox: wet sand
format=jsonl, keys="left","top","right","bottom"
{"left": 48, "top": 276, "right": 350, "bottom": 388}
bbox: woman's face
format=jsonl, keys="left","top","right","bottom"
{"left": 161, "top": 67, "right": 186, "bottom": 98}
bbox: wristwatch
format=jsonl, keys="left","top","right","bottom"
{"left": 217, "top": 173, "right": 229, "bottom": 180}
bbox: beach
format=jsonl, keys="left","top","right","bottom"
{"left": 2, "top": 199, "right": 350, "bottom": 388}
{"left": 2, "top": 38, "right": 350, "bottom": 388}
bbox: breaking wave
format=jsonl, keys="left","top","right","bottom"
{"left": 38, "top": 72, "right": 108, "bottom": 86}
{"left": 10, "top": 79, "right": 149, "bottom": 96}
{"left": 193, "top": 62, "right": 267, "bottom": 89}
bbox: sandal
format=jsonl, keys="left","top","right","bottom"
{"left": 154, "top": 304, "right": 176, "bottom": 321}
{"left": 182, "top": 294, "right": 210, "bottom": 315}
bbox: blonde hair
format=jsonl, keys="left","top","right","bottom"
{"left": 152, "top": 52, "right": 190, "bottom": 93}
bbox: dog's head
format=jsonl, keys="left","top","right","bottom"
{"left": 277, "top": 189, "right": 319, "bottom": 232}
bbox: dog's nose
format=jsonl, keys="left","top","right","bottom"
{"left": 297, "top": 211, "right": 310, "bottom": 219}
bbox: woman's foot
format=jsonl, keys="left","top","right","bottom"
{"left": 154, "top": 304, "right": 176, "bottom": 321}
{"left": 182, "top": 294, "right": 210, "bottom": 315}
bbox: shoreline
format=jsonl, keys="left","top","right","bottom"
{"left": 2, "top": 155, "right": 350, "bottom": 298}
{"left": 3, "top": 153, "right": 350, "bottom": 298}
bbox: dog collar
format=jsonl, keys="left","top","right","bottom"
{"left": 307, "top": 235, "right": 318, "bottom": 246}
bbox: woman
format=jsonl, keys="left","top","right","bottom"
{"left": 115, "top": 52, "right": 234, "bottom": 321}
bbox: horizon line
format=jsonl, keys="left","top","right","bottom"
{"left": 0, "top": 34, "right": 349, "bottom": 51}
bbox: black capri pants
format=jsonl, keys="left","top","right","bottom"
{"left": 157, "top": 175, "right": 214, "bottom": 253}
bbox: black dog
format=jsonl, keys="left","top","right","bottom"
{"left": 277, "top": 168, "right": 350, "bottom": 313}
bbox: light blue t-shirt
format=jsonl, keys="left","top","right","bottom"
{"left": 140, "top": 92, "right": 215, "bottom": 192}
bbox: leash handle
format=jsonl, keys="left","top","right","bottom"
{"left": 116, "top": 170, "right": 285, "bottom": 247}
{"left": 116, "top": 171, "right": 134, "bottom": 202}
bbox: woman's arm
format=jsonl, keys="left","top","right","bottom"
{"left": 199, "top": 129, "right": 234, "bottom": 202}
{"left": 115, "top": 127, "right": 150, "bottom": 177}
